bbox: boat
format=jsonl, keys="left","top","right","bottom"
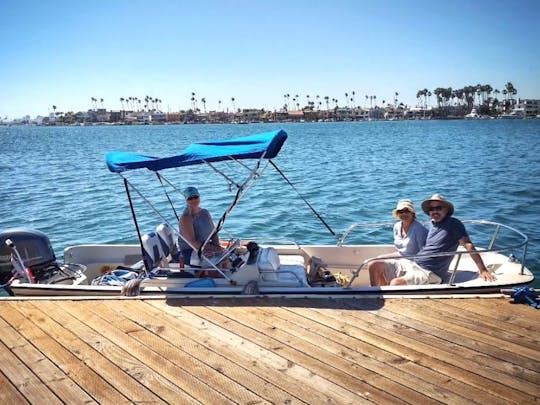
{"left": 464, "top": 108, "right": 480, "bottom": 119}
{"left": 500, "top": 108, "right": 525, "bottom": 119}
{"left": 0, "top": 129, "right": 534, "bottom": 297}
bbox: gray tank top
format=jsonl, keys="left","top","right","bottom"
{"left": 178, "top": 208, "right": 215, "bottom": 249}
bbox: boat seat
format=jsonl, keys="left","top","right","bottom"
{"left": 258, "top": 247, "right": 308, "bottom": 286}
{"left": 141, "top": 231, "right": 166, "bottom": 270}
{"left": 156, "top": 223, "right": 178, "bottom": 259}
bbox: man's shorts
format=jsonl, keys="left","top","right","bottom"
{"left": 383, "top": 259, "right": 442, "bottom": 285}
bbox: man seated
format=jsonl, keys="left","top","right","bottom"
{"left": 369, "top": 194, "right": 496, "bottom": 286}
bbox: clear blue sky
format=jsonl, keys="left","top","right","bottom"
{"left": 1, "top": 0, "right": 539, "bottom": 118}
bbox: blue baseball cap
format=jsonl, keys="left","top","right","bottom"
{"left": 183, "top": 186, "right": 200, "bottom": 199}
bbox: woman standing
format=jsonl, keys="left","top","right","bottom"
{"left": 392, "top": 199, "right": 427, "bottom": 257}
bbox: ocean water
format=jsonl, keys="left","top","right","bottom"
{"left": 1, "top": 120, "right": 539, "bottom": 288}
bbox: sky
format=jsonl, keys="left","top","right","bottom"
{"left": 1, "top": 0, "right": 539, "bottom": 118}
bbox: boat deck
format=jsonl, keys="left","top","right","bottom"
{"left": 0, "top": 296, "right": 538, "bottom": 404}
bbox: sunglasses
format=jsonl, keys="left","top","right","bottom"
{"left": 187, "top": 196, "right": 199, "bottom": 201}
{"left": 396, "top": 209, "right": 410, "bottom": 214}
{"left": 428, "top": 205, "right": 444, "bottom": 212}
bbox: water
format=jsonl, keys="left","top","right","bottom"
{"left": 1, "top": 120, "right": 539, "bottom": 288}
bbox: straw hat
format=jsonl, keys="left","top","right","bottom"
{"left": 421, "top": 193, "right": 454, "bottom": 216}
{"left": 392, "top": 199, "right": 416, "bottom": 218}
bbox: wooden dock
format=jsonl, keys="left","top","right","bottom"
{"left": 0, "top": 296, "right": 538, "bottom": 404}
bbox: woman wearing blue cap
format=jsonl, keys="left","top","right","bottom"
{"left": 178, "top": 186, "right": 224, "bottom": 267}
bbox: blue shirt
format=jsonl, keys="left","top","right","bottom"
{"left": 394, "top": 220, "right": 428, "bottom": 257}
{"left": 414, "top": 216, "right": 468, "bottom": 279}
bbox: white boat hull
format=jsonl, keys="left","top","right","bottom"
{"left": 4, "top": 243, "right": 534, "bottom": 297}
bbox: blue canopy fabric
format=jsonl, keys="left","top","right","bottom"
{"left": 105, "top": 129, "right": 287, "bottom": 173}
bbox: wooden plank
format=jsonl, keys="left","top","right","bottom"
{"left": 183, "top": 303, "right": 403, "bottom": 404}
{"left": 379, "top": 300, "right": 540, "bottom": 377}
{"left": 104, "top": 300, "right": 301, "bottom": 404}
{"left": 0, "top": 316, "right": 97, "bottom": 404}
{"left": 0, "top": 340, "right": 61, "bottom": 404}
{"left": 1, "top": 302, "right": 131, "bottom": 404}
{"left": 147, "top": 299, "right": 341, "bottom": 404}
{"left": 385, "top": 299, "right": 540, "bottom": 364}
{"left": 36, "top": 300, "right": 199, "bottom": 404}
{"left": 444, "top": 298, "right": 540, "bottom": 333}
{"left": 421, "top": 299, "right": 540, "bottom": 350}
{"left": 220, "top": 304, "right": 449, "bottom": 405}
{"left": 282, "top": 302, "right": 508, "bottom": 405}
{"left": 0, "top": 370, "right": 30, "bottom": 405}
{"left": 2, "top": 297, "right": 539, "bottom": 405}
{"left": 355, "top": 304, "right": 540, "bottom": 394}
{"left": 150, "top": 299, "right": 370, "bottom": 404}
{"left": 69, "top": 299, "right": 269, "bottom": 404}
{"left": 257, "top": 304, "right": 475, "bottom": 404}
{"left": 289, "top": 304, "right": 535, "bottom": 403}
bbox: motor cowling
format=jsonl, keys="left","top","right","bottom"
{"left": 0, "top": 228, "right": 57, "bottom": 284}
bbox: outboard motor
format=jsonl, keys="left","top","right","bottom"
{"left": 0, "top": 228, "right": 59, "bottom": 284}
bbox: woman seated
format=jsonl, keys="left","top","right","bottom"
{"left": 178, "top": 186, "right": 229, "bottom": 269}
{"left": 392, "top": 199, "right": 428, "bottom": 257}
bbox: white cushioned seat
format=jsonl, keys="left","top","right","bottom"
{"left": 141, "top": 232, "right": 165, "bottom": 270}
{"left": 156, "top": 223, "right": 177, "bottom": 258}
{"left": 258, "top": 247, "right": 281, "bottom": 271}
{"left": 258, "top": 248, "right": 307, "bottom": 285}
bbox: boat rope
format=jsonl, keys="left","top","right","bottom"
{"left": 156, "top": 172, "right": 180, "bottom": 222}
{"left": 123, "top": 178, "right": 151, "bottom": 273}
{"left": 270, "top": 160, "right": 336, "bottom": 237}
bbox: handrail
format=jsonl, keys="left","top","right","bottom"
{"left": 337, "top": 222, "right": 395, "bottom": 246}
{"left": 342, "top": 219, "right": 529, "bottom": 287}
{"left": 242, "top": 237, "right": 302, "bottom": 249}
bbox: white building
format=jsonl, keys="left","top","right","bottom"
{"left": 516, "top": 99, "right": 540, "bottom": 118}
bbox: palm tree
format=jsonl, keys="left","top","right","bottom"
{"left": 191, "top": 92, "right": 197, "bottom": 110}
{"left": 416, "top": 90, "right": 424, "bottom": 107}
{"left": 344, "top": 92, "right": 348, "bottom": 108}
{"left": 324, "top": 96, "right": 330, "bottom": 111}
{"left": 505, "top": 82, "right": 517, "bottom": 104}
{"left": 218, "top": 100, "right": 222, "bottom": 112}
{"left": 284, "top": 93, "right": 290, "bottom": 110}
{"left": 100, "top": 98, "right": 104, "bottom": 109}
{"left": 52, "top": 105, "right": 57, "bottom": 115}
{"left": 120, "top": 97, "right": 125, "bottom": 110}
{"left": 230, "top": 97, "right": 236, "bottom": 113}
{"left": 201, "top": 97, "right": 206, "bottom": 112}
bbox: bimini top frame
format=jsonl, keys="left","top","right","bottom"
{"left": 105, "top": 129, "right": 287, "bottom": 173}
{"left": 104, "top": 130, "right": 289, "bottom": 278}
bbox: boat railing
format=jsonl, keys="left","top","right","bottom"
{"left": 241, "top": 237, "right": 303, "bottom": 249}
{"left": 342, "top": 219, "right": 529, "bottom": 288}
{"left": 337, "top": 222, "right": 395, "bottom": 246}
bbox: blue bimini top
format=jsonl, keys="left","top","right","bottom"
{"left": 105, "top": 129, "right": 288, "bottom": 173}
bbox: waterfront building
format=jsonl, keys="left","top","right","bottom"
{"left": 516, "top": 99, "right": 540, "bottom": 118}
